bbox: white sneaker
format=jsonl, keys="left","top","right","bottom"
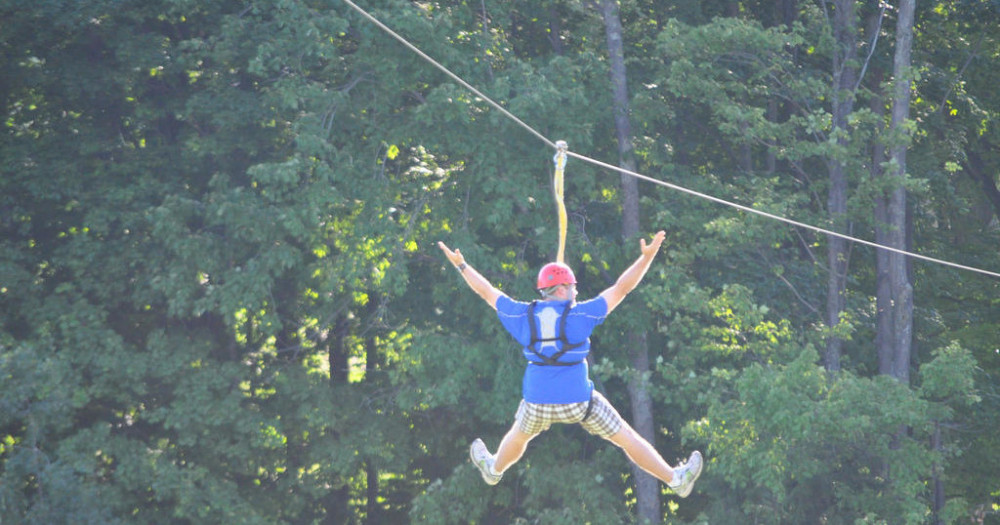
{"left": 669, "top": 450, "right": 703, "bottom": 498}
{"left": 469, "top": 438, "right": 502, "bottom": 485}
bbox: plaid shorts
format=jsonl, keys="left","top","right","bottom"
{"left": 515, "top": 391, "right": 624, "bottom": 438}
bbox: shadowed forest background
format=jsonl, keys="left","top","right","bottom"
{"left": 2, "top": 0, "right": 999, "bottom": 523}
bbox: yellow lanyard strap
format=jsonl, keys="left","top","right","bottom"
{"left": 553, "top": 140, "right": 568, "bottom": 264}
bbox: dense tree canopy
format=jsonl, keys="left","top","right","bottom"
{"left": 2, "top": 0, "right": 998, "bottom": 523}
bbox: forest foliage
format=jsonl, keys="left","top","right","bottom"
{"left": 2, "top": 0, "right": 999, "bottom": 523}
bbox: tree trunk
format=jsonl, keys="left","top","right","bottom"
{"left": 765, "top": 0, "right": 796, "bottom": 175}
{"left": 825, "top": 0, "right": 860, "bottom": 373}
{"left": 964, "top": 146, "right": 1000, "bottom": 225}
{"left": 885, "top": 0, "right": 915, "bottom": 386}
{"left": 365, "top": 459, "right": 379, "bottom": 524}
{"left": 932, "top": 422, "right": 945, "bottom": 525}
{"left": 766, "top": 99, "right": 778, "bottom": 174}
{"left": 599, "top": 1, "right": 660, "bottom": 522}
{"left": 326, "top": 314, "right": 352, "bottom": 522}
{"left": 329, "top": 315, "right": 351, "bottom": 385}
{"left": 547, "top": 3, "right": 564, "bottom": 55}
{"left": 869, "top": 66, "right": 895, "bottom": 377}
{"left": 778, "top": 0, "right": 797, "bottom": 27}
{"left": 877, "top": 0, "right": 918, "bottom": 506}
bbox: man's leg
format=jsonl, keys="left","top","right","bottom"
{"left": 605, "top": 422, "right": 703, "bottom": 497}
{"left": 493, "top": 422, "right": 536, "bottom": 474}
{"left": 606, "top": 423, "right": 675, "bottom": 484}
{"left": 471, "top": 401, "right": 541, "bottom": 484}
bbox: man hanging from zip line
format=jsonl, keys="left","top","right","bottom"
{"left": 437, "top": 230, "right": 703, "bottom": 497}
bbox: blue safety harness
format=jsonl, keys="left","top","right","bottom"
{"left": 524, "top": 301, "right": 586, "bottom": 366}
{"left": 524, "top": 300, "right": 596, "bottom": 421}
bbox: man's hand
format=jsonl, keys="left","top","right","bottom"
{"left": 640, "top": 230, "right": 666, "bottom": 259}
{"left": 437, "top": 241, "right": 465, "bottom": 268}
{"left": 437, "top": 241, "right": 502, "bottom": 309}
{"left": 600, "top": 230, "right": 667, "bottom": 314}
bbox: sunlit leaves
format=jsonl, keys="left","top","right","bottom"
{"left": 702, "top": 284, "right": 796, "bottom": 364}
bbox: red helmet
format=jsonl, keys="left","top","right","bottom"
{"left": 536, "top": 262, "right": 576, "bottom": 289}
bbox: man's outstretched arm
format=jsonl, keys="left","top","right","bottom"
{"left": 437, "top": 241, "right": 503, "bottom": 310}
{"left": 599, "top": 230, "right": 666, "bottom": 314}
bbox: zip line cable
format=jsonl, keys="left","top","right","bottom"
{"left": 342, "top": 0, "right": 1000, "bottom": 280}
{"left": 341, "top": 0, "right": 555, "bottom": 149}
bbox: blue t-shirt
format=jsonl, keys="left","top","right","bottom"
{"left": 495, "top": 295, "right": 609, "bottom": 404}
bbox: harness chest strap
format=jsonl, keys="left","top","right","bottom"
{"left": 525, "top": 301, "right": 585, "bottom": 366}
